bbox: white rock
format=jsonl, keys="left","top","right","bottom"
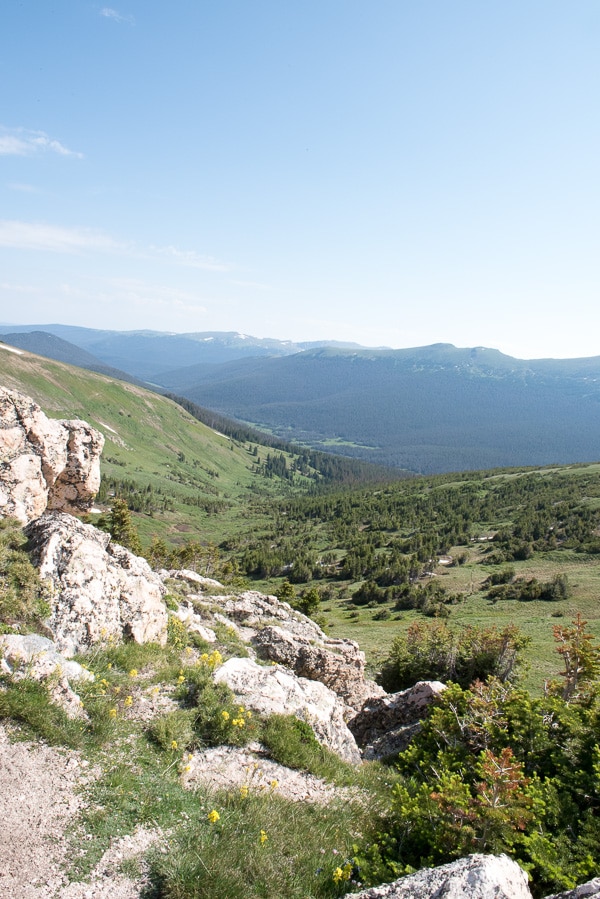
{"left": 343, "top": 853, "right": 532, "bottom": 899}
{"left": 0, "top": 387, "right": 104, "bottom": 525}
{"left": 25, "top": 512, "right": 168, "bottom": 654}
{"left": 214, "top": 656, "right": 361, "bottom": 764}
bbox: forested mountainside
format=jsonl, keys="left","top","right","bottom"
{"left": 156, "top": 344, "right": 600, "bottom": 473}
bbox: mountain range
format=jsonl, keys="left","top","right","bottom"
{"left": 2, "top": 324, "right": 600, "bottom": 474}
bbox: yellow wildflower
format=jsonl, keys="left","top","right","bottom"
{"left": 221, "top": 710, "right": 230, "bottom": 721}
{"left": 182, "top": 765, "right": 191, "bottom": 773}
{"left": 207, "top": 809, "right": 220, "bottom": 824}
{"left": 259, "top": 829, "right": 268, "bottom": 845}
{"left": 124, "top": 695, "right": 133, "bottom": 707}
{"left": 240, "top": 785, "right": 249, "bottom": 799}
{"left": 129, "top": 669, "right": 138, "bottom": 677}
{"left": 108, "top": 708, "right": 117, "bottom": 718}
{"left": 171, "top": 740, "right": 178, "bottom": 750}
{"left": 270, "top": 779, "right": 278, "bottom": 789}
{"left": 332, "top": 867, "right": 344, "bottom": 884}
{"left": 177, "top": 675, "right": 185, "bottom": 684}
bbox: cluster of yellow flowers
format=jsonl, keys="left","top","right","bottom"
{"left": 199, "top": 650, "right": 223, "bottom": 669}
{"left": 332, "top": 863, "right": 353, "bottom": 884}
{"left": 181, "top": 752, "right": 193, "bottom": 774}
{"left": 239, "top": 763, "right": 279, "bottom": 797}
{"left": 99, "top": 677, "right": 134, "bottom": 718}
{"left": 259, "top": 829, "right": 268, "bottom": 846}
{"left": 221, "top": 705, "right": 252, "bottom": 729}
{"left": 207, "top": 809, "right": 220, "bottom": 824}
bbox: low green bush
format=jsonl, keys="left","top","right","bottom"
{"left": 379, "top": 619, "right": 529, "bottom": 691}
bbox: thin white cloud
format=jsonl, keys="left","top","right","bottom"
{"left": 0, "top": 127, "right": 83, "bottom": 159}
{"left": 0, "top": 220, "right": 230, "bottom": 272}
{"left": 100, "top": 7, "right": 134, "bottom": 24}
{"left": 0, "top": 221, "right": 124, "bottom": 253}
{"left": 150, "top": 245, "right": 229, "bottom": 272}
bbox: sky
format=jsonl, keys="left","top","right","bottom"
{"left": 1, "top": 1, "right": 600, "bottom": 360}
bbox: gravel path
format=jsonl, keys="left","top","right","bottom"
{"left": 0, "top": 725, "right": 160, "bottom": 899}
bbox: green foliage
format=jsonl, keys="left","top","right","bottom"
{"left": 260, "top": 714, "right": 355, "bottom": 785}
{"left": 178, "top": 657, "right": 258, "bottom": 748}
{"left": 0, "top": 518, "right": 50, "bottom": 632}
{"left": 148, "top": 709, "right": 196, "bottom": 752}
{"left": 379, "top": 620, "right": 529, "bottom": 691}
{"left": 361, "top": 671, "right": 600, "bottom": 895}
{"left": 0, "top": 677, "right": 85, "bottom": 748}
{"left": 97, "top": 499, "right": 143, "bottom": 554}
{"left": 276, "top": 579, "right": 297, "bottom": 604}
{"left": 148, "top": 789, "right": 364, "bottom": 899}
{"left": 487, "top": 573, "right": 570, "bottom": 603}
{"left": 293, "top": 586, "right": 322, "bottom": 618}
{"left": 167, "top": 613, "right": 189, "bottom": 649}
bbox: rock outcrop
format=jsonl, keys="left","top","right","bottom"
{"left": 214, "top": 656, "right": 362, "bottom": 764}
{"left": 24, "top": 512, "right": 168, "bottom": 655}
{"left": 348, "top": 680, "right": 446, "bottom": 760}
{"left": 0, "top": 387, "right": 104, "bottom": 525}
{"left": 252, "top": 624, "right": 384, "bottom": 711}
{"left": 189, "top": 588, "right": 383, "bottom": 712}
{"left": 342, "top": 853, "right": 532, "bottom": 899}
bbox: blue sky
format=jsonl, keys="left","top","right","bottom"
{"left": 1, "top": 1, "right": 600, "bottom": 358}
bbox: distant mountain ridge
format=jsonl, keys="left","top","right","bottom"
{"left": 3, "top": 323, "right": 600, "bottom": 474}
{"left": 0, "top": 323, "right": 368, "bottom": 381}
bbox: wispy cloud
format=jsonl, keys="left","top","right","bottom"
{"left": 0, "top": 220, "right": 230, "bottom": 272}
{"left": 150, "top": 245, "right": 229, "bottom": 272}
{"left": 0, "top": 221, "right": 124, "bottom": 253}
{"left": 100, "top": 7, "right": 134, "bottom": 24}
{"left": 0, "top": 127, "right": 83, "bottom": 159}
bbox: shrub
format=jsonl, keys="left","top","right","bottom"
{"left": 379, "top": 620, "right": 529, "bottom": 691}
{"left": 0, "top": 518, "right": 50, "bottom": 632}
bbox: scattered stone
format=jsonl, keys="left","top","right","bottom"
{"left": 166, "top": 568, "right": 224, "bottom": 590}
{"left": 342, "top": 853, "right": 532, "bottom": 899}
{"left": 214, "top": 656, "right": 362, "bottom": 764}
{"left": 173, "top": 602, "right": 217, "bottom": 642}
{"left": 0, "top": 387, "right": 104, "bottom": 525}
{"left": 0, "top": 633, "right": 93, "bottom": 719}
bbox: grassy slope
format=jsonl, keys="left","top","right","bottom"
{"left": 0, "top": 345, "right": 305, "bottom": 546}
